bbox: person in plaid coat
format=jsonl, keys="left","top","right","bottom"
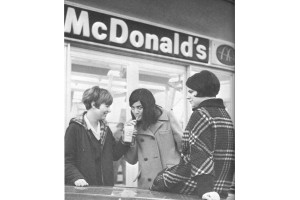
{"left": 151, "top": 70, "right": 235, "bottom": 199}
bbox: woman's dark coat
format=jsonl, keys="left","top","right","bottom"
{"left": 65, "top": 112, "right": 130, "bottom": 186}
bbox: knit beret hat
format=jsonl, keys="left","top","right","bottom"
{"left": 186, "top": 70, "right": 220, "bottom": 97}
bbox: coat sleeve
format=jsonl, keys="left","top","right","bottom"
{"left": 124, "top": 140, "right": 138, "bottom": 165}
{"left": 108, "top": 127, "right": 131, "bottom": 161}
{"left": 195, "top": 174, "right": 214, "bottom": 197}
{"left": 65, "top": 124, "right": 85, "bottom": 185}
{"left": 186, "top": 111, "right": 214, "bottom": 177}
{"left": 168, "top": 110, "right": 183, "bottom": 152}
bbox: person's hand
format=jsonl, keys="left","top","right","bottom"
{"left": 125, "top": 120, "right": 137, "bottom": 126}
{"left": 125, "top": 120, "right": 137, "bottom": 137}
{"left": 132, "top": 129, "right": 137, "bottom": 137}
{"left": 74, "top": 179, "right": 89, "bottom": 187}
{"left": 202, "top": 191, "right": 220, "bottom": 200}
{"left": 122, "top": 120, "right": 137, "bottom": 144}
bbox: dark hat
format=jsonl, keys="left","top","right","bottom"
{"left": 186, "top": 70, "right": 220, "bottom": 97}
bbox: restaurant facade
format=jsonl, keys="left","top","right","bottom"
{"left": 64, "top": 0, "right": 234, "bottom": 187}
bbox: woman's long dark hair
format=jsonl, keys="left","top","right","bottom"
{"left": 129, "top": 88, "right": 162, "bottom": 130}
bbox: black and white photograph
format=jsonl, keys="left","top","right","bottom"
{"left": 2, "top": 1, "right": 300, "bottom": 200}
{"left": 64, "top": 0, "right": 234, "bottom": 200}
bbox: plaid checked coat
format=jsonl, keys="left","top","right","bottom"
{"left": 151, "top": 98, "right": 235, "bottom": 198}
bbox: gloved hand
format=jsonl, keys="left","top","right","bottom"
{"left": 202, "top": 191, "right": 220, "bottom": 200}
{"left": 74, "top": 179, "right": 89, "bottom": 187}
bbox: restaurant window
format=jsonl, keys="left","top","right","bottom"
{"left": 138, "top": 61, "right": 187, "bottom": 129}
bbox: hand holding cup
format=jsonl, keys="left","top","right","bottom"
{"left": 123, "top": 120, "right": 137, "bottom": 143}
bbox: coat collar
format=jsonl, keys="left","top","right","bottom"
{"left": 157, "top": 109, "right": 169, "bottom": 121}
{"left": 70, "top": 112, "right": 88, "bottom": 129}
{"left": 192, "top": 98, "right": 225, "bottom": 111}
{"left": 70, "top": 111, "right": 108, "bottom": 129}
{"left": 70, "top": 112, "right": 109, "bottom": 146}
{"left": 138, "top": 109, "right": 169, "bottom": 137}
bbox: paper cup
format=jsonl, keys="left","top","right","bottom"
{"left": 123, "top": 125, "right": 134, "bottom": 143}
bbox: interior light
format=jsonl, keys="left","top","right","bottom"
{"left": 107, "top": 70, "right": 121, "bottom": 77}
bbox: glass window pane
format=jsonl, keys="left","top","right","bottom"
{"left": 138, "top": 64, "right": 186, "bottom": 128}
{"left": 70, "top": 68, "right": 128, "bottom": 129}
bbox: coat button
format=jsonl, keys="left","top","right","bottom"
{"left": 144, "top": 158, "right": 148, "bottom": 161}
{"left": 140, "top": 138, "right": 144, "bottom": 142}
{"left": 148, "top": 178, "right": 152, "bottom": 182}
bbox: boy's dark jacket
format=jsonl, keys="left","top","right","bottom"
{"left": 65, "top": 112, "right": 129, "bottom": 186}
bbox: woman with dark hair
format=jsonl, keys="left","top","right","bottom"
{"left": 124, "top": 88, "right": 183, "bottom": 189}
{"left": 65, "top": 86, "right": 130, "bottom": 187}
{"left": 151, "top": 70, "right": 235, "bottom": 200}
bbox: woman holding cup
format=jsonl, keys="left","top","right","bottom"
{"left": 124, "top": 88, "right": 183, "bottom": 189}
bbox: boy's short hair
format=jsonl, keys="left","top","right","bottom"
{"left": 186, "top": 70, "right": 220, "bottom": 97}
{"left": 82, "top": 86, "right": 113, "bottom": 110}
